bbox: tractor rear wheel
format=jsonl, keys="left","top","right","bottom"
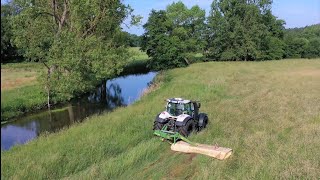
{"left": 153, "top": 121, "right": 164, "bottom": 130}
{"left": 178, "top": 120, "right": 194, "bottom": 137}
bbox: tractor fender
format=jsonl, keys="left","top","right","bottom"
{"left": 158, "top": 111, "right": 170, "bottom": 119}
{"left": 198, "top": 113, "right": 208, "bottom": 127}
{"left": 175, "top": 116, "right": 192, "bottom": 127}
{"left": 176, "top": 114, "right": 191, "bottom": 122}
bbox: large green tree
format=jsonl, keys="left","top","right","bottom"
{"left": 11, "top": 0, "right": 138, "bottom": 106}
{"left": 206, "top": 0, "right": 285, "bottom": 61}
{"left": 1, "top": 3, "right": 20, "bottom": 62}
{"left": 166, "top": 2, "right": 206, "bottom": 54}
{"left": 141, "top": 1, "right": 206, "bottom": 70}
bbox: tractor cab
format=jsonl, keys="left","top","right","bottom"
{"left": 165, "top": 98, "right": 200, "bottom": 118}
{"left": 166, "top": 102, "right": 191, "bottom": 116}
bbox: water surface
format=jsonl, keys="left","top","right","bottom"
{"left": 1, "top": 72, "right": 157, "bottom": 150}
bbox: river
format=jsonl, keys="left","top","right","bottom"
{"left": 1, "top": 72, "right": 157, "bottom": 150}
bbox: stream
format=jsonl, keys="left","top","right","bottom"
{"left": 1, "top": 72, "right": 157, "bottom": 150}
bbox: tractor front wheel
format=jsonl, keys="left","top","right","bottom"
{"left": 153, "top": 121, "right": 164, "bottom": 130}
{"left": 178, "top": 120, "right": 194, "bottom": 137}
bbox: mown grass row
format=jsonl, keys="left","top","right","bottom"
{"left": 2, "top": 59, "right": 319, "bottom": 179}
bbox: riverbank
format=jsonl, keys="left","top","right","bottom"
{"left": 1, "top": 63, "right": 47, "bottom": 121}
{"left": 2, "top": 59, "right": 319, "bottom": 179}
{"left": 1, "top": 71, "right": 157, "bottom": 150}
{"left": 1, "top": 48, "right": 150, "bottom": 121}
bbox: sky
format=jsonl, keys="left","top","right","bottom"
{"left": 1, "top": 0, "right": 319, "bottom": 35}
{"left": 123, "top": 0, "right": 320, "bottom": 35}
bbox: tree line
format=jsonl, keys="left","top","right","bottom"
{"left": 141, "top": 0, "right": 320, "bottom": 70}
{"left": 1, "top": 0, "right": 319, "bottom": 107}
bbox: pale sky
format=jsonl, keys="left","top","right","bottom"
{"left": 123, "top": 0, "right": 320, "bottom": 35}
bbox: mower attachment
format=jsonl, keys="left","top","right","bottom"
{"left": 153, "top": 125, "right": 195, "bottom": 145}
{"left": 154, "top": 125, "right": 233, "bottom": 160}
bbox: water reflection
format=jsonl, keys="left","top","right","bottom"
{"left": 88, "top": 82, "right": 125, "bottom": 108}
{"left": 1, "top": 72, "right": 157, "bottom": 150}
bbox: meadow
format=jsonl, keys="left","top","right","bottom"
{"left": 2, "top": 59, "right": 319, "bottom": 179}
{"left": 1, "top": 62, "right": 46, "bottom": 121}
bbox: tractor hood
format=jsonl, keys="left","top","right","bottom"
{"left": 158, "top": 111, "right": 191, "bottom": 122}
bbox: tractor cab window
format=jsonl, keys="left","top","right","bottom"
{"left": 184, "top": 103, "right": 192, "bottom": 115}
{"left": 191, "top": 103, "right": 194, "bottom": 111}
{"left": 166, "top": 102, "right": 184, "bottom": 116}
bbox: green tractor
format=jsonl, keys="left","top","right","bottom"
{"left": 153, "top": 98, "right": 208, "bottom": 137}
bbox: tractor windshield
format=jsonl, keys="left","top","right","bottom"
{"left": 166, "top": 102, "right": 184, "bottom": 116}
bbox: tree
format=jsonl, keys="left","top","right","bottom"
{"left": 260, "top": 10, "right": 286, "bottom": 60}
{"left": 304, "top": 38, "right": 320, "bottom": 58}
{"left": 141, "top": 2, "right": 206, "bottom": 70}
{"left": 166, "top": 2, "right": 206, "bottom": 53}
{"left": 284, "top": 24, "right": 320, "bottom": 58}
{"left": 12, "top": 0, "right": 137, "bottom": 107}
{"left": 128, "top": 33, "right": 142, "bottom": 47}
{"left": 1, "top": 3, "right": 20, "bottom": 62}
{"left": 141, "top": 10, "right": 185, "bottom": 70}
{"left": 206, "top": 0, "right": 285, "bottom": 61}
{"left": 284, "top": 37, "right": 309, "bottom": 58}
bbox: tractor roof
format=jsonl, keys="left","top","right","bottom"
{"left": 166, "top": 98, "right": 195, "bottom": 104}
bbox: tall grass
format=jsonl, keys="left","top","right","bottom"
{"left": 1, "top": 85, "right": 47, "bottom": 121}
{"left": 1, "top": 59, "right": 320, "bottom": 179}
{"left": 1, "top": 62, "right": 47, "bottom": 121}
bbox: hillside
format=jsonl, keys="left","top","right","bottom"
{"left": 2, "top": 59, "right": 320, "bottom": 179}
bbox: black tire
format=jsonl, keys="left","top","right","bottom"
{"left": 198, "top": 114, "right": 208, "bottom": 131}
{"left": 178, "top": 120, "right": 194, "bottom": 137}
{"left": 153, "top": 121, "right": 164, "bottom": 130}
{"left": 203, "top": 116, "right": 208, "bottom": 128}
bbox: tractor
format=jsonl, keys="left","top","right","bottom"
{"left": 153, "top": 98, "right": 208, "bottom": 137}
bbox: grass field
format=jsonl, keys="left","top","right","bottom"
{"left": 128, "top": 47, "right": 150, "bottom": 62}
{"left": 1, "top": 62, "right": 47, "bottom": 121}
{"left": 1, "top": 62, "right": 44, "bottom": 90}
{"left": 2, "top": 59, "right": 319, "bottom": 179}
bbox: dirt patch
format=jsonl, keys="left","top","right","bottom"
{"left": 187, "top": 153, "right": 197, "bottom": 162}
{"left": 169, "top": 153, "right": 197, "bottom": 178}
{"left": 1, "top": 76, "right": 37, "bottom": 90}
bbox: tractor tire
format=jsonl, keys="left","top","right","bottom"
{"left": 178, "top": 120, "right": 194, "bottom": 137}
{"left": 153, "top": 121, "right": 164, "bottom": 130}
{"left": 198, "top": 114, "right": 208, "bottom": 131}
